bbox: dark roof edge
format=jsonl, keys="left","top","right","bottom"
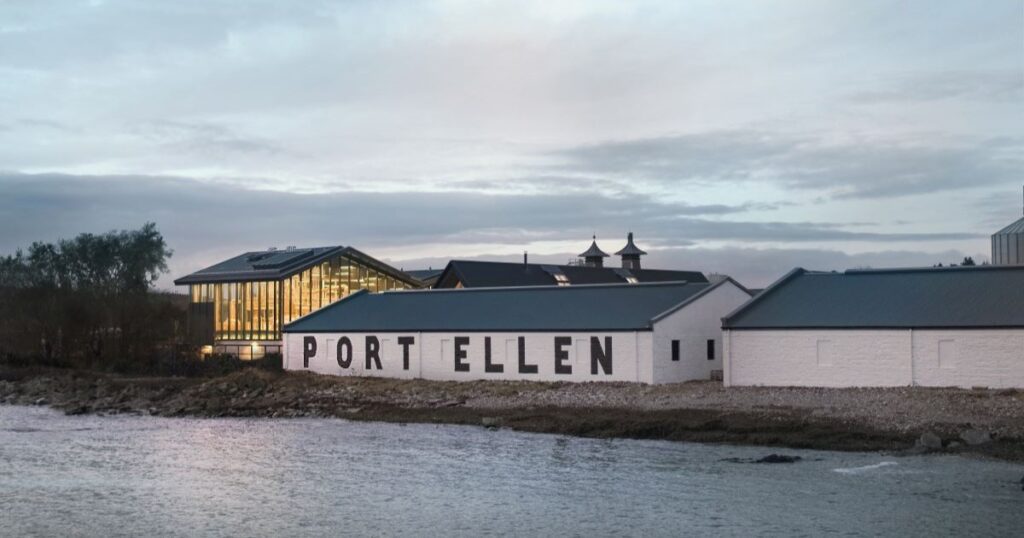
{"left": 721, "top": 267, "right": 809, "bottom": 328}
{"left": 431, "top": 260, "right": 463, "bottom": 289}
{"left": 281, "top": 288, "right": 371, "bottom": 331}
{"left": 379, "top": 279, "right": 697, "bottom": 296}
{"left": 173, "top": 246, "right": 423, "bottom": 286}
{"left": 649, "top": 277, "right": 751, "bottom": 324}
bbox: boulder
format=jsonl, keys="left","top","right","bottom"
{"left": 481, "top": 417, "right": 501, "bottom": 428}
{"left": 959, "top": 429, "right": 991, "bottom": 446}
{"left": 916, "top": 432, "right": 943, "bottom": 450}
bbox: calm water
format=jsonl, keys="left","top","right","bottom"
{"left": 0, "top": 405, "right": 1021, "bottom": 537}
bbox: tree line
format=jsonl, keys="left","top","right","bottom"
{"left": 0, "top": 223, "right": 184, "bottom": 372}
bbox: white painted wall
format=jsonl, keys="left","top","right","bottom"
{"left": 724, "top": 328, "right": 1024, "bottom": 389}
{"left": 651, "top": 281, "right": 752, "bottom": 383}
{"left": 284, "top": 331, "right": 654, "bottom": 383}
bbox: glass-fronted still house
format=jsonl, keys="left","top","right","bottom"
{"left": 174, "top": 246, "right": 423, "bottom": 358}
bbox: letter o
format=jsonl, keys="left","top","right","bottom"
{"left": 337, "top": 337, "right": 353, "bottom": 369}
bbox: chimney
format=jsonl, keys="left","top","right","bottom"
{"left": 578, "top": 235, "right": 610, "bottom": 268}
{"left": 614, "top": 232, "right": 647, "bottom": 270}
{"left": 523, "top": 251, "right": 528, "bottom": 266}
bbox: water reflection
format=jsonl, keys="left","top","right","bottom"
{"left": 0, "top": 405, "right": 1020, "bottom": 537}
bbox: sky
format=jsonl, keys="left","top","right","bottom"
{"left": 1, "top": 0, "right": 1022, "bottom": 288}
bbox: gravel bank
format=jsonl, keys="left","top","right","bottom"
{"left": 2, "top": 367, "right": 1022, "bottom": 460}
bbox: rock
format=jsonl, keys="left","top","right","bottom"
{"left": 754, "top": 454, "right": 801, "bottom": 464}
{"left": 34, "top": 397, "right": 48, "bottom": 406}
{"left": 916, "top": 432, "right": 943, "bottom": 450}
{"left": 947, "top": 441, "right": 962, "bottom": 449}
{"left": 959, "top": 429, "right": 991, "bottom": 446}
{"left": 481, "top": 417, "right": 501, "bottom": 428}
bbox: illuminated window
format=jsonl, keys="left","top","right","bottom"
{"left": 553, "top": 274, "right": 570, "bottom": 286}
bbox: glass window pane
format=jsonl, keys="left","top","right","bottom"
{"left": 311, "top": 265, "right": 321, "bottom": 311}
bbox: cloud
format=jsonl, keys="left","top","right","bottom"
{"left": 130, "top": 120, "right": 285, "bottom": 156}
{"left": 0, "top": 172, "right": 987, "bottom": 287}
{"left": 548, "top": 131, "right": 1024, "bottom": 199}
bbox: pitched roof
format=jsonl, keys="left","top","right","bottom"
{"left": 722, "top": 265, "right": 1024, "bottom": 329}
{"left": 284, "top": 281, "right": 718, "bottom": 333}
{"left": 993, "top": 216, "right": 1024, "bottom": 235}
{"left": 579, "top": 237, "right": 610, "bottom": 258}
{"left": 433, "top": 260, "right": 707, "bottom": 288}
{"left": 614, "top": 232, "right": 647, "bottom": 256}
{"left": 173, "top": 246, "right": 422, "bottom": 286}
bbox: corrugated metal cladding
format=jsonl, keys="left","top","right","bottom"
{"left": 992, "top": 216, "right": 1024, "bottom": 265}
{"left": 723, "top": 265, "right": 1024, "bottom": 329}
{"left": 283, "top": 281, "right": 714, "bottom": 332}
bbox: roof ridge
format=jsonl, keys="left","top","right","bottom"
{"left": 380, "top": 280, "right": 703, "bottom": 296}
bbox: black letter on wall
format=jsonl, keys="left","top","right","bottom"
{"left": 591, "top": 336, "right": 612, "bottom": 375}
{"left": 554, "top": 336, "right": 572, "bottom": 375}
{"left": 365, "top": 336, "right": 382, "bottom": 370}
{"left": 484, "top": 337, "right": 503, "bottom": 373}
{"left": 302, "top": 336, "right": 317, "bottom": 368}
{"left": 398, "top": 336, "right": 415, "bottom": 371}
{"left": 454, "top": 336, "right": 470, "bottom": 372}
{"left": 517, "top": 336, "right": 537, "bottom": 374}
{"left": 337, "top": 337, "right": 353, "bottom": 369}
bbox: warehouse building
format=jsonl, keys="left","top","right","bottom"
{"left": 283, "top": 279, "right": 752, "bottom": 383}
{"left": 174, "top": 246, "right": 423, "bottom": 357}
{"left": 722, "top": 265, "right": 1024, "bottom": 389}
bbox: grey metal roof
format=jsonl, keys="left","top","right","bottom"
{"left": 579, "top": 237, "right": 610, "bottom": 258}
{"left": 284, "top": 281, "right": 716, "bottom": 333}
{"left": 433, "top": 260, "right": 707, "bottom": 288}
{"left": 994, "top": 216, "right": 1024, "bottom": 235}
{"left": 723, "top": 265, "right": 1024, "bottom": 329}
{"left": 173, "top": 246, "right": 422, "bottom": 286}
{"left": 614, "top": 232, "right": 647, "bottom": 256}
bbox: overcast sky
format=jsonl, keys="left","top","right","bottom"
{"left": 1, "top": 0, "right": 1022, "bottom": 287}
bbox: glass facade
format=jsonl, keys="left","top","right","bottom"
{"left": 189, "top": 254, "right": 410, "bottom": 342}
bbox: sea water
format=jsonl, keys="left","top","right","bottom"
{"left": 0, "top": 405, "right": 1020, "bottom": 537}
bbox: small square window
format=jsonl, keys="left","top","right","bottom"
{"left": 706, "top": 339, "right": 715, "bottom": 361}
{"left": 671, "top": 340, "right": 680, "bottom": 361}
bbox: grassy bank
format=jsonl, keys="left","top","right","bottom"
{"left": 1, "top": 366, "right": 1022, "bottom": 461}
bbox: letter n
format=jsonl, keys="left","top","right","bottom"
{"left": 591, "top": 336, "right": 612, "bottom": 375}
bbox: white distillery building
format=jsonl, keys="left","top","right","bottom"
{"left": 722, "top": 266, "right": 1024, "bottom": 389}
{"left": 283, "top": 279, "right": 753, "bottom": 384}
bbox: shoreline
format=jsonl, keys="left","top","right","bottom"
{"left": 2, "top": 367, "right": 1022, "bottom": 461}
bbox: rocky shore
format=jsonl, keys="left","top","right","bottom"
{"left": 2, "top": 367, "right": 1023, "bottom": 461}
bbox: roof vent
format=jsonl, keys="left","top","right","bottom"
{"left": 615, "top": 232, "right": 647, "bottom": 270}
{"left": 578, "top": 235, "right": 610, "bottom": 268}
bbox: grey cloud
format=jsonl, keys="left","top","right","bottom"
{"left": 550, "top": 131, "right": 1024, "bottom": 199}
{"left": 0, "top": 172, "right": 984, "bottom": 287}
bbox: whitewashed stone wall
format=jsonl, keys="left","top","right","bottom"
{"left": 724, "top": 328, "right": 1024, "bottom": 389}
{"left": 284, "top": 331, "right": 654, "bottom": 383}
{"left": 652, "top": 281, "right": 752, "bottom": 383}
